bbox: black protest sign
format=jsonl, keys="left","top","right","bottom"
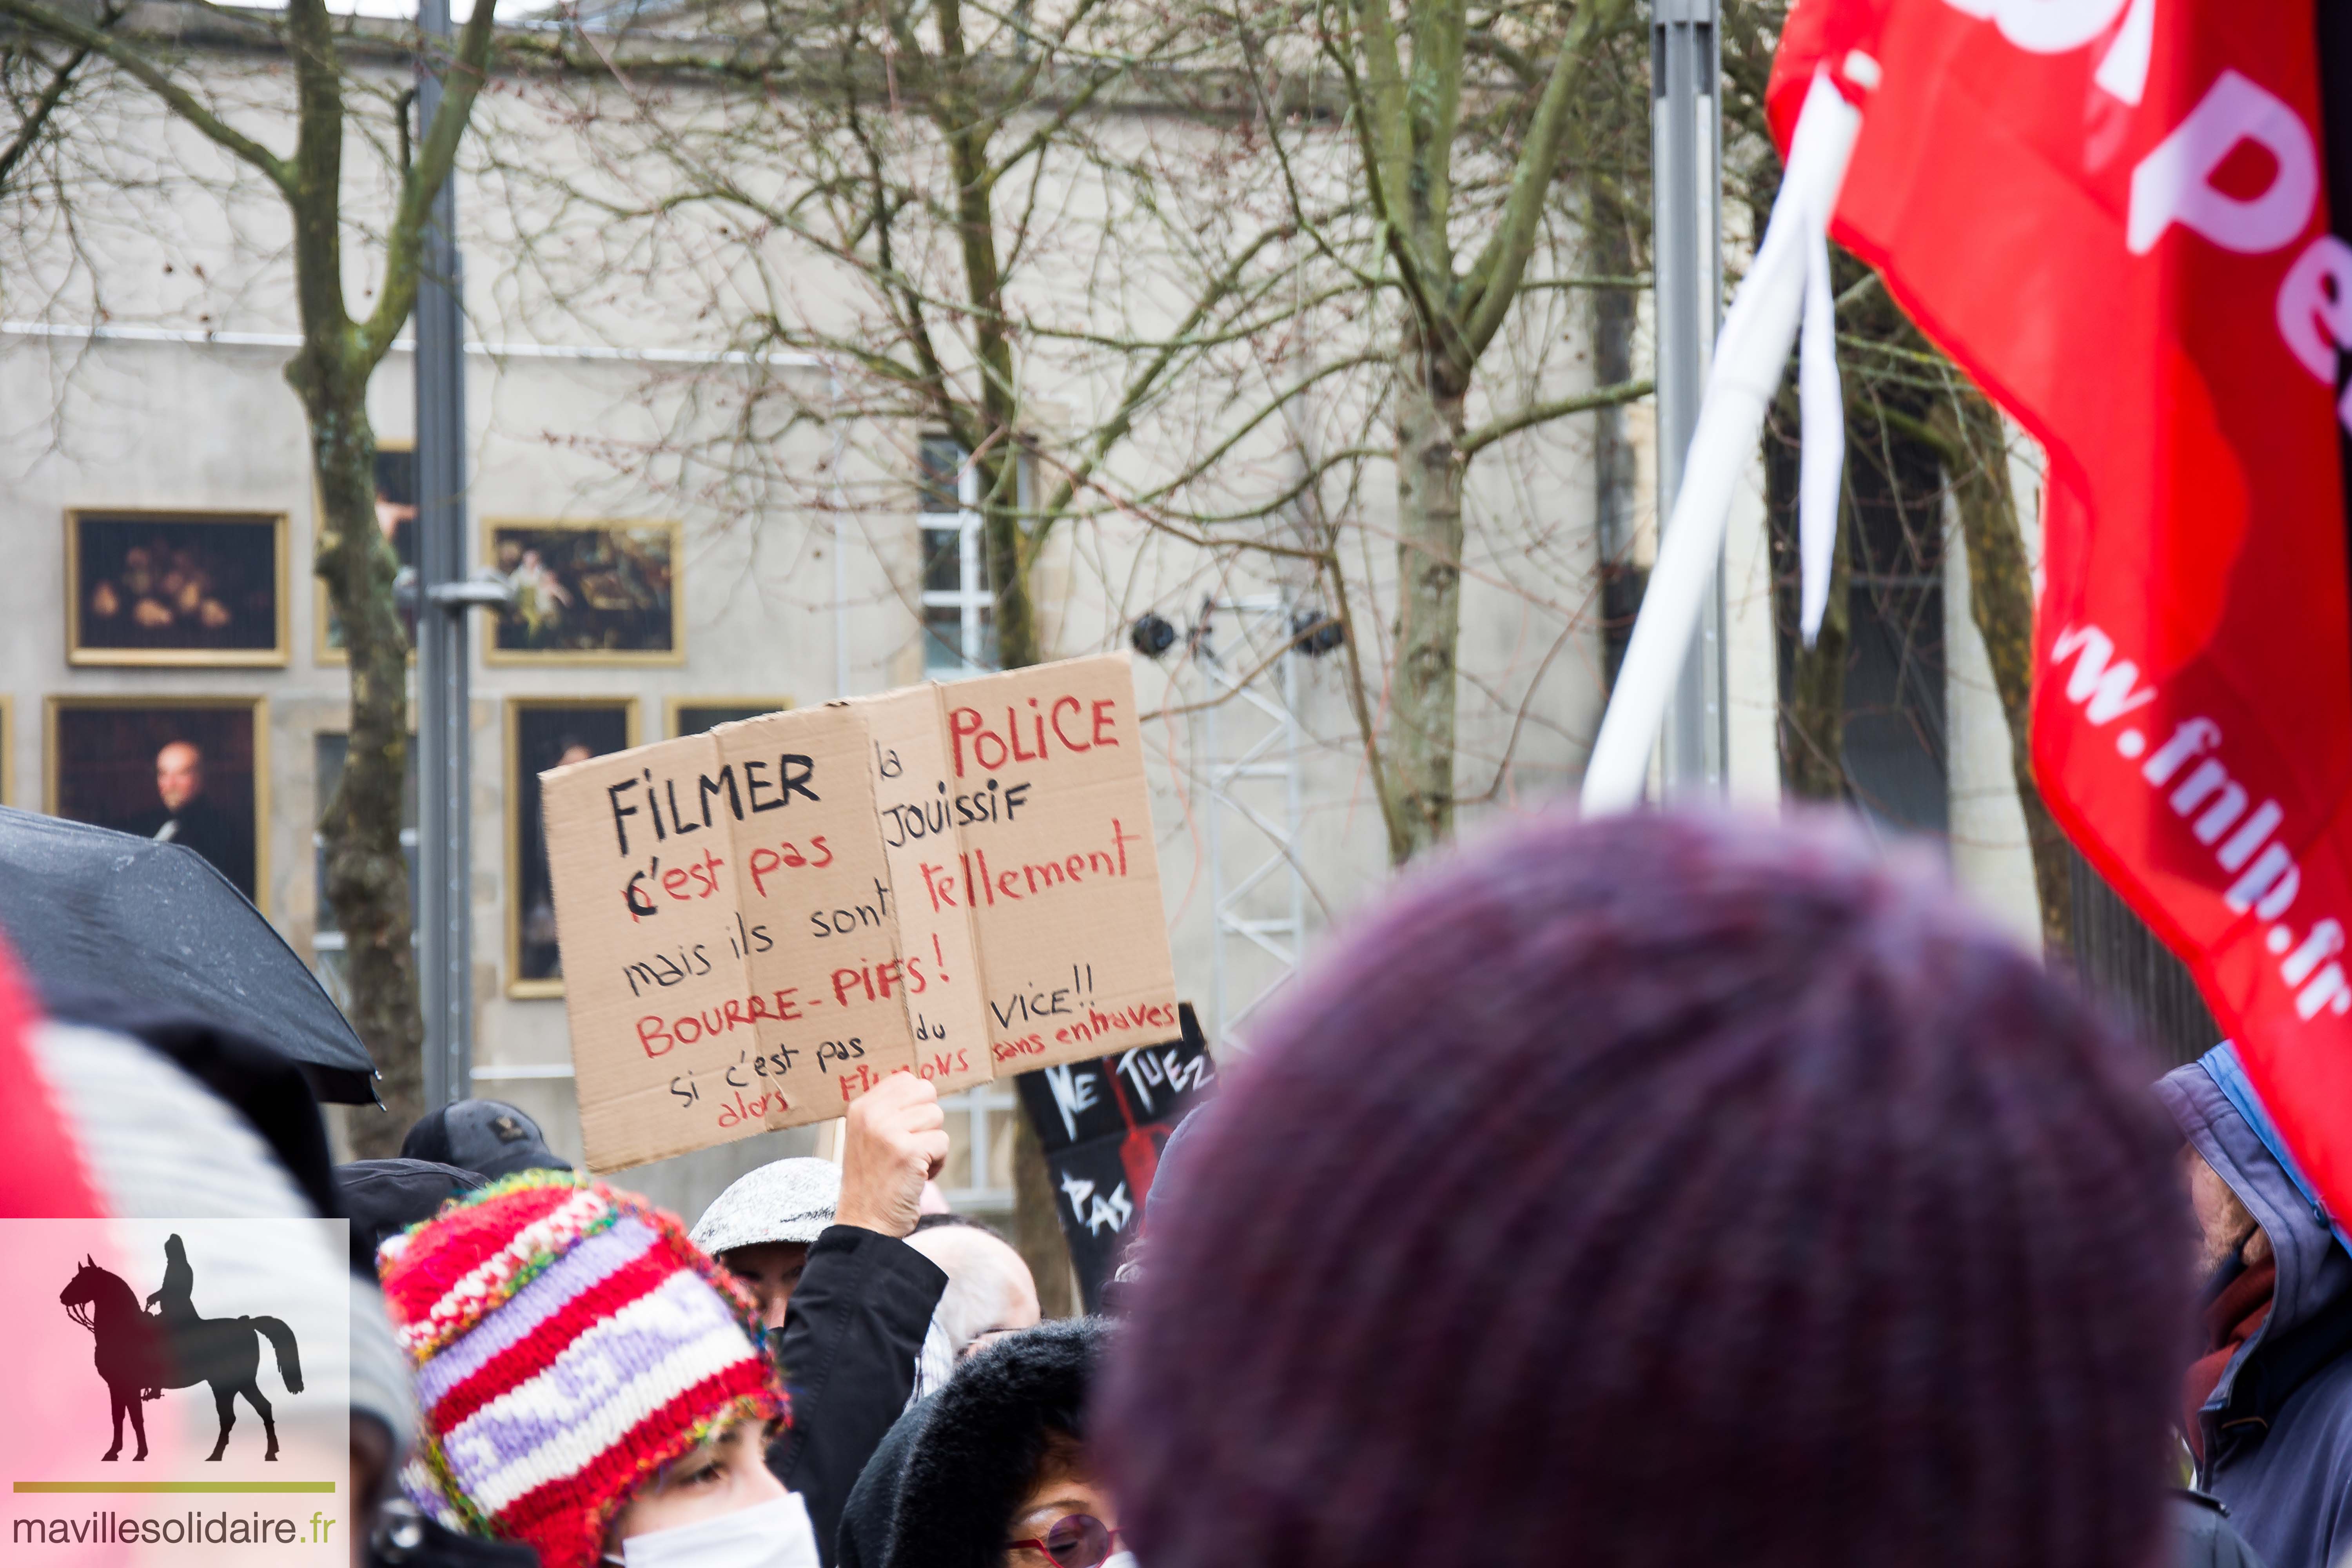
{"left": 1015, "top": 1004, "right": 1215, "bottom": 1311}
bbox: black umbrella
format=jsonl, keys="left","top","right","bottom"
{"left": 0, "top": 806, "right": 378, "bottom": 1104}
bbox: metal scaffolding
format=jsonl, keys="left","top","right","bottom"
{"left": 1194, "top": 596, "right": 1308, "bottom": 1045}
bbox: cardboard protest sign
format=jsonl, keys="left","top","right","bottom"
{"left": 539, "top": 653, "right": 1178, "bottom": 1171}
{"left": 907, "top": 658, "right": 1181, "bottom": 1075}
{"left": 852, "top": 684, "right": 994, "bottom": 1095}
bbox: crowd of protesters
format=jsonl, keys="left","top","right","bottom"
{"left": 8, "top": 807, "right": 2351, "bottom": 1567}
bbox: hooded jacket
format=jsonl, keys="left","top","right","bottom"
{"left": 837, "top": 1319, "right": 1107, "bottom": 1568}
{"left": 2158, "top": 1046, "right": 2352, "bottom": 1568}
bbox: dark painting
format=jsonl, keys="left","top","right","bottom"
{"left": 71, "top": 514, "right": 283, "bottom": 663}
{"left": 490, "top": 524, "right": 678, "bottom": 659}
{"left": 671, "top": 702, "right": 789, "bottom": 737}
{"left": 323, "top": 448, "right": 418, "bottom": 654}
{"left": 52, "top": 704, "right": 259, "bottom": 902}
{"left": 514, "top": 703, "right": 633, "bottom": 987}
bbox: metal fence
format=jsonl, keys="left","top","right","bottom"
{"left": 2066, "top": 849, "right": 2220, "bottom": 1071}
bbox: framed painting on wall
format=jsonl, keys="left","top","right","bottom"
{"left": 485, "top": 520, "right": 682, "bottom": 664}
{"left": 67, "top": 511, "right": 289, "bottom": 667}
{"left": 666, "top": 696, "right": 792, "bottom": 737}
{"left": 317, "top": 445, "right": 419, "bottom": 664}
{"left": 47, "top": 696, "right": 268, "bottom": 907}
{"left": 508, "top": 697, "right": 639, "bottom": 997}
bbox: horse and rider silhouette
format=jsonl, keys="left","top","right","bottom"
{"left": 60, "top": 1236, "right": 302, "bottom": 1463}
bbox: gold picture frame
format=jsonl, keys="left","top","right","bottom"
{"left": 314, "top": 442, "right": 418, "bottom": 668}
{"left": 666, "top": 695, "right": 794, "bottom": 738}
{"left": 506, "top": 696, "right": 640, "bottom": 999}
{"left": 483, "top": 518, "right": 685, "bottom": 666}
{"left": 66, "top": 510, "right": 290, "bottom": 668}
{"left": 45, "top": 695, "right": 272, "bottom": 914}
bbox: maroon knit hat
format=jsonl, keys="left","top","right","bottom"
{"left": 1100, "top": 810, "right": 2188, "bottom": 1568}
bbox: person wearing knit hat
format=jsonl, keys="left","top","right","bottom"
{"left": 377, "top": 1170, "right": 809, "bottom": 1568}
{"left": 1101, "top": 809, "right": 2192, "bottom": 1568}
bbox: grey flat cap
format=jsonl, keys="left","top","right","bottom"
{"left": 691, "top": 1157, "right": 843, "bottom": 1257}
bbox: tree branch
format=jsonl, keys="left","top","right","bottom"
{"left": 1456, "top": 0, "right": 1632, "bottom": 355}
{"left": 360, "top": 0, "right": 500, "bottom": 357}
{"left": 1460, "top": 375, "right": 1652, "bottom": 456}
{"left": 0, "top": 0, "right": 291, "bottom": 186}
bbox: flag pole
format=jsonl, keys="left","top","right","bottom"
{"left": 1581, "top": 71, "right": 1864, "bottom": 815}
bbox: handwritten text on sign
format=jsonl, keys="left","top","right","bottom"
{"left": 539, "top": 653, "right": 1178, "bottom": 1171}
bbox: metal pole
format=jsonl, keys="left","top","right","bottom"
{"left": 1584, "top": 74, "right": 1861, "bottom": 813}
{"left": 416, "top": 0, "right": 471, "bottom": 1108}
{"left": 1651, "top": 0, "right": 1725, "bottom": 799}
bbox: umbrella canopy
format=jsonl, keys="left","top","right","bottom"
{"left": 0, "top": 806, "right": 377, "bottom": 1103}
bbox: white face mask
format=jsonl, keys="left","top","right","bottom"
{"left": 609, "top": 1492, "right": 821, "bottom": 1568}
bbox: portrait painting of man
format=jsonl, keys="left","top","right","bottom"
{"left": 50, "top": 701, "right": 263, "bottom": 904}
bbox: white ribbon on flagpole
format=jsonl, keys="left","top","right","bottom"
{"left": 1581, "top": 68, "right": 1864, "bottom": 815}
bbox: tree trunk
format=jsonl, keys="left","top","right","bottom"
{"left": 300, "top": 368, "right": 423, "bottom": 1154}
{"left": 1386, "top": 336, "right": 1470, "bottom": 864}
{"left": 971, "top": 439, "right": 1074, "bottom": 1307}
{"left": 1933, "top": 383, "right": 2070, "bottom": 953}
{"left": 1010, "top": 1109, "right": 1076, "bottom": 1318}
{"left": 1589, "top": 191, "right": 1641, "bottom": 690}
{"left": 1782, "top": 493, "right": 1851, "bottom": 801}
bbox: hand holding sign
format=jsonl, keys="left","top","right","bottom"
{"left": 835, "top": 1072, "right": 951, "bottom": 1239}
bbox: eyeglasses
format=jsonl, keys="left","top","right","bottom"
{"left": 1004, "top": 1513, "right": 1123, "bottom": 1568}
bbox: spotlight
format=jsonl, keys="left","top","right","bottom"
{"left": 1130, "top": 612, "right": 1178, "bottom": 658}
{"left": 1290, "top": 607, "right": 1343, "bottom": 657}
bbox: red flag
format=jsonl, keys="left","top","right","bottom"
{"left": 1769, "top": 0, "right": 2352, "bottom": 1212}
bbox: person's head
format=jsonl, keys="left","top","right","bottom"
{"left": 691, "top": 1158, "right": 843, "bottom": 1331}
{"left": 155, "top": 741, "right": 203, "bottom": 812}
{"left": 1002, "top": 1429, "right": 1117, "bottom": 1568}
{"left": 841, "top": 1320, "right": 1113, "bottom": 1568}
{"left": 2183, "top": 1143, "right": 2270, "bottom": 1278}
{"left": 907, "top": 1217, "right": 1040, "bottom": 1363}
{"left": 377, "top": 1172, "right": 793, "bottom": 1568}
{"left": 399, "top": 1100, "right": 573, "bottom": 1182}
{"left": 1103, "top": 809, "right": 2188, "bottom": 1568}
{"left": 334, "top": 1158, "right": 487, "bottom": 1278}
{"left": 603, "top": 1407, "right": 789, "bottom": 1560}
{"left": 2155, "top": 1041, "right": 2325, "bottom": 1297}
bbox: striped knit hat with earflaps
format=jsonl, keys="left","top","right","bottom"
{"left": 377, "top": 1171, "right": 785, "bottom": 1568}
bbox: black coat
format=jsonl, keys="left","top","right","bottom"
{"left": 126, "top": 796, "right": 252, "bottom": 901}
{"left": 767, "top": 1226, "right": 947, "bottom": 1568}
{"left": 837, "top": 1319, "right": 1108, "bottom": 1568}
{"left": 2175, "top": 1490, "right": 2270, "bottom": 1568}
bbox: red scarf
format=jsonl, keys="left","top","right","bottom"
{"left": 2183, "top": 1255, "right": 2279, "bottom": 1461}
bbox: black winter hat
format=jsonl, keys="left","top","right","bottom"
{"left": 839, "top": 1319, "right": 1107, "bottom": 1568}
{"left": 399, "top": 1098, "right": 572, "bottom": 1181}
{"left": 335, "top": 1158, "right": 487, "bottom": 1277}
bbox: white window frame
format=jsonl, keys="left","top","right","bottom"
{"left": 939, "top": 1078, "right": 1019, "bottom": 1216}
{"left": 920, "top": 442, "right": 993, "bottom": 677}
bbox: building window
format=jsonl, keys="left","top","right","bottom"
{"left": 312, "top": 733, "right": 418, "bottom": 1012}
{"left": 918, "top": 434, "right": 997, "bottom": 677}
{"left": 936, "top": 1078, "right": 1018, "bottom": 1221}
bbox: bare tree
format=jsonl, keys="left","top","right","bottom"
{"left": 0, "top": 0, "right": 501, "bottom": 1148}
{"left": 1252, "top": 0, "right": 1647, "bottom": 862}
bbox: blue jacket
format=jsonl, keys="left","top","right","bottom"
{"left": 2158, "top": 1046, "right": 2352, "bottom": 1568}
